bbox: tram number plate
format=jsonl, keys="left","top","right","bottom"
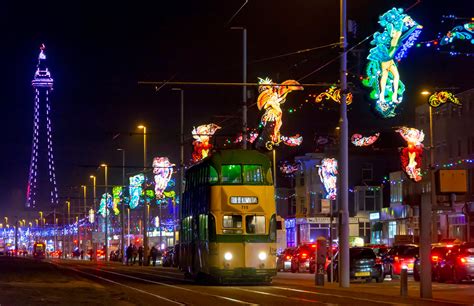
{"left": 241, "top": 205, "right": 249, "bottom": 210}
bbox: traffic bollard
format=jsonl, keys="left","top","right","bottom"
{"left": 400, "top": 268, "right": 408, "bottom": 297}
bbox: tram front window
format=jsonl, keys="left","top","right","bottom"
{"left": 223, "top": 215, "right": 243, "bottom": 234}
{"left": 246, "top": 215, "right": 266, "bottom": 234}
{"left": 222, "top": 165, "right": 242, "bottom": 184}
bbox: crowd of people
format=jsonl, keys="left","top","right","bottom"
{"left": 125, "top": 244, "right": 161, "bottom": 266}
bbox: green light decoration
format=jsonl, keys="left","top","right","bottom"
{"left": 440, "top": 22, "right": 474, "bottom": 46}
{"left": 362, "top": 7, "right": 422, "bottom": 118}
{"left": 111, "top": 186, "right": 121, "bottom": 215}
{"left": 428, "top": 91, "right": 461, "bottom": 108}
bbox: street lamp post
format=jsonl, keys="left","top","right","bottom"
{"left": 67, "top": 201, "right": 71, "bottom": 257}
{"left": 338, "top": 0, "right": 350, "bottom": 288}
{"left": 137, "top": 125, "right": 149, "bottom": 259}
{"left": 101, "top": 164, "right": 109, "bottom": 261}
{"left": 117, "top": 148, "right": 126, "bottom": 263}
{"left": 172, "top": 88, "right": 184, "bottom": 246}
{"left": 231, "top": 27, "right": 247, "bottom": 149}
{"left": 81, "top": 185, "right": 87, "bottom": 255}
{"left": 90, "top": 175, "right": 97, "bottom": 260}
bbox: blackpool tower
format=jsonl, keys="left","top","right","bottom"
{"left": 26, "top": 44, "right": 59, "bottom": 208}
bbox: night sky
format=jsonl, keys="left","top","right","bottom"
{"left": 0, "top": 0, "right": 472, "bottom": 217}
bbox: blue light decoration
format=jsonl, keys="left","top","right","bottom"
{"left": 26, "top": 44, "right": 59, "bottom": 207}
{"left": 129, "top": 173, "right": 145, "bottom": 209}
{"left": 362, "top": 8, "right": 422, "bottom": 118}
{"left": 98, "top": 193, "right": 112, "bottom": 218}
{"left": 440, "top": 22, "right": 474, "bottom": 46}
{"left": 318, "top": 158, "right": 338, "bottom": 200}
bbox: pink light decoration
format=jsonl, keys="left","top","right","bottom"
{"left": 280, "top": 135, "right": 303, "bottom": 147}
{"left": 152, "top": 157, "right": 175, "bottom": 199}
{"left": 351, "top": 133, "right": 380, "bottom": 147}
{"left": 279, "top": 161, "right": 300, "bottom": 175}
{"left": 319, "top": 158, "right": 338, "bottom": 200}
{"left": 396, "top": 127, "right": 424, "bottom": 182}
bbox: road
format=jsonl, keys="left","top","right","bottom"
{"left": 0, "top": 256, "right": 472, "bottom": 305}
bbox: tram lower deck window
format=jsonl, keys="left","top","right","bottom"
{"left": 223, "top": 215, "right": 242, "bottom": 228}
{"left": 246, "top": 215, "right": 266, "bottom": 234}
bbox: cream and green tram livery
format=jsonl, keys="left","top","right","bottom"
{"left": 179, "top": 149, "right": 277, "bottom": 284}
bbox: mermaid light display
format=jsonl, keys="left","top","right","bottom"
{"left": 363, "top": 8, "right": 422, "bottom": 118}
{"left": 318, "top": 158, "right": 338, "bottom": 200}
{"left": 192, "top": 123, "right": 221, "bottom": 162}
{"left": 98, "top": 193, "right": 113, "bottom": 218}
{"left": 129, "top": 173, "right": 145, "bottom": 209}
{"left": 255, "top": 77, "right": 304, "bottom": 150}
{"left": 152, "top": 157, "right": 175, "bottom": 199}
{"left": 397, "top": 127, "right": 424, "bottom": 182}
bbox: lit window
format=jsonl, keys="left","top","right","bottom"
{"left": 243, "top": 165, "right": 263, "bottom": 184}
{"left": 221, "top": 165, "right": 242, "bottom": 184}
{"left": 223, "top": 215, "right": 242, "bottom": 228}
{"left": 246, "top": 215, "right": 266, "bottom": 234}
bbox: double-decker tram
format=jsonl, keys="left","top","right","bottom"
{"left": 179, "top": 149, "right": 277, "bottom": 284}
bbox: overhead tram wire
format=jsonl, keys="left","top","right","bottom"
{"left": 138, "top": 81, "right": 333, "bottom": 88}
{"left": 250, "top": 42, "right": 341, "bottom": 64}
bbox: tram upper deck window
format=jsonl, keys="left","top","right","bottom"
{"left": 246, "top": 215, "right": 266, "bottom": 234}
{"left": 221, "top": 165, "right": 242, "bottom": 184}
{"left": 243, "top": 165, "right": 263, "bottom": 184}
{"left": 222, "top": 215, "right": 243, "bottom": 234}
{"left": 209, "top": 166, "right": 218, "bottom": 184}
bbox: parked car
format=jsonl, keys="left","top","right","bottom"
{"left": 437, "top": 242, "right": 474, "bottom": 283}
{"left": 290, "top": 244, "right": 316, "bottom": 273}
{"left": 172, "top": 244, "right": 179, "bottom": 267}
{"left": 277, "top": 247, "right": 295, "bottom": 272}
{"left": 327, "top": 247, "right": 384, "bottom": 283}
{"left": 162, "top": 246, "right": 175, "bottom": 267}
{"left": 413, "top": 243, "right": 460, "bottom": 281}
{"left": 383, "top": 244, "right": 419, "bottom": 278}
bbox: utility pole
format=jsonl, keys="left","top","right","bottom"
{"left": 117, "top": 148, "right": 126, "bottom": 263}
{"left": 137, "top": 125, "right": 149, "bottom": 259}
{"left": 338, "top": 0, "right": 350, "bottom": 288}
{"left": 172, "top": 88, "right": 184, "bottom": 246}
{"left": 231, "top": 27, "right": 248, "bottom": 149}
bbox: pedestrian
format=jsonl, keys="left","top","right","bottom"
{"left": 150, "top": 246, "right": 159, "bottom": 266}
{"left": 132, "top": 245, "right": 138, "bottom": 264}
{"left": 138, "top": 246, "right": 144, "bottom": 266}
{"left": 126, "top": 244, "right": 133, "bottom": 266}
{"left": 80, "top": 250, "right": 84, "bottom": 260}
{"left": 89, "top": 249, "right": 94, "bottom": 261}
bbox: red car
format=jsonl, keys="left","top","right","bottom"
{"left": 438, "top": 242, "right": 474, "bottom": 283}
{"left": 383, "top": 244, "right": 419, "bottom": 277}
{"left": 290, "top": 244, "right": 316, "bottom": 273}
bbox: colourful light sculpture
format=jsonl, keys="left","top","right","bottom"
{"left": 318, "top": 158, "right": 338, "bottom": 200}
{"left": 129, "top": 173, "right": 145, "bottom": 209}
{"left": 234, "top": 129, "right": 259, "bottom": 144}
{"left": 363, "top": 8, "right": 422, "bottom": 118}
{"left": 192, "top": 123, "right": 221, "bottom": 162}
{"left": 280, "top": 135, "right": 303, "bottom": 147}
{"left": 440, "top": 22, "right": 474, "bottom": 46}
{"left": 351, "top": 133, "right": 380, "bottom": 147}
{"left": 428, "top": 91, "right": 461, "bottom": 108}
{"left": 26, "top": 44, "right": 59, "bottom": 207}
{"left": 98, "top": 193, "right": 112, "bottom": 218}
{"left": 314, "top": 85, "right": 353, "bottom": 105}
{"left": 397, "top": 127, "right": 424, "bottom": 182}
{"left": 279, "top": 161, "right": 300, "bottom": 175}
{"left": 152, "top": 157, "right": 175, "bottom": 199}
{"left": 111, "top": 186, "right": 121, "bottom": 215}
{"left": 255, "top": 77, "right": 304, "bottom": 150}
{"left": 88, "top": 209, "right": 95, "bottom": 224}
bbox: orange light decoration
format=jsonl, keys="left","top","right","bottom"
{"left": 312, "top": 85, "right": 353, "bottom": 105}
{"left": 397, "top": 127, "right": 424, "bottom": 182}
{"left": 192, "top": 123, "right": 221, "bottom": 162}
{"left": 351, "top": 133, "right": 380, "bottom": 147}
{"left": 428, "top": 91, "right": 461, "bottom": 108}
{"left": 255, "top": 77, "right": 304, "bottom": 150}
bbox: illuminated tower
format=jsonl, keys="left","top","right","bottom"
{"left": 26, "top": 44, "right": 59, "bottom": 208}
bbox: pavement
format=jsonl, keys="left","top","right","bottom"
{"left": 0, "top": 256, "right": 473, "bottom": 305}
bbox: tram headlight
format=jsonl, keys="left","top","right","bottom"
{"left": 224, "top": 252, "right": 233, "bottom": 261}
{"left": 258, "top": 251, "right": 267, "bottom": 261}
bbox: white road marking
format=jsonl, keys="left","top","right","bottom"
{"left": 108, "top": 266, "right": 193, "bottom": 283}
{"left": 271, "top": 286, "right": 409, "bottom": 306}
{"left": 231, "top": 287, "right": 334, "bottom": 305}
{"left": 96, "top": 268, "right": 257, "bottom": 305}
{"left": 69, "top": 267, "right": 184, "bottom": 305}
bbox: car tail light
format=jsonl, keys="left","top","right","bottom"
{"left": 394, "top": 256, "right": 399, "bottom": 262}
{"left": 376, "top": 257, "right": 382, "bottom": 264}
{"left": 459, "top": 257, "right": 467, "bottom": 264}
{"left": 446, "top": 244, "right": 453, "bottom": 248}
{"left": 301, "top": 253, "right": 308, "bottom": 259}
{"left": 286, "top": 255, "right": 291, "bottom": 260}
{"left": 431, "top": 255, "right": 439, "bottom": 262}
{"left": 311, "top": 244, "right": 317, "bottom": 248}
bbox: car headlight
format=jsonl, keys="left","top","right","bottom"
{"left": 258, "top": 252, "right": 267, "bottom": 261}
{"left": 224, "top": 252, "right": 233, "bottom": 261}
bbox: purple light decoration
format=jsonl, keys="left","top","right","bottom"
{"left": 26, "top": 44, "right": 59, "bottom": 208}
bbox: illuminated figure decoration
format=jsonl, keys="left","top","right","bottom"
{"left": 440, "top": 22, "right": 474, "bottom": 46}
{"left": 111, "top": 186, "right": 121, "bottom": 215}
{"left": 255, "top": 77, "right": 304, "bottom": 150}
{"left": 281, "top": 135, "right": 303, "bottom": 147}
{"left": 152, "top": 157, "right": 175, "bottom": 199}
{"left": 318, "top": 158, "right": 338, "bottom": 200}
{"left": 98, "top": 193, "right": 113, "bottom": 218}
{"left": 351, "top": 133, "right": 380, "bottom": 147}
{"left": 363, "top": 8, "right": 422, "bottom": 118}
{"left": 192, "top": 123, "right": 221, "bottom": 162}
{"left": 279, "top": 161, "right": 300, "bottom": 175}
{"left": 396, "top": 127, "right": 424, "bottom": 182}
{"left": 26, "top": 44, "right": 59, "bottom": 208}
{"left": 129, "top": 173, "right": 145, "bottom": 209}
{"left": 88, "top": 209, "right": 95, "bottom": 224}
{"left": 314, "top": 85, "right": 353, "bottom": 105}
{"left": 234, "top": 129, "right": 259, "bottom": 144}
{"left": 428, "top": 91, "right": 461, "bottom": 108}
